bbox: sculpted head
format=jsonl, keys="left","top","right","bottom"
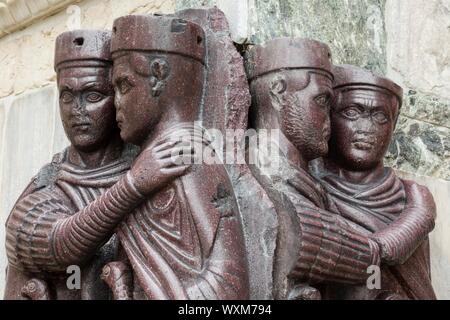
{"left": 247, "top": 38, "right": 334, "bottom": 161}
{"left": 328, "top": 65, "right": 402, "bottom": 170}
{"left": 55, "top": 30, "right": 116, "bottom": 152}
{"left": 110, "top": 15, "right": 206, "bottom": 145}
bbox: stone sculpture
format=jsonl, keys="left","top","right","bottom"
{"left": 104, "top": 14, "right": 249, "bottom": 299}
{"left": 246, "top": 38, "right": 384, "bottom": 300}
{"left": 312, "top": 65, "right": 436, "bottom": 300}
{"left": 2, "top": 9, "right": 438, "bottom": 301}
{"left": 4, "top": 30, "right": 138, "bottom": 300}
{"left": 175, "top": 7, "right": 279, "bottom": 300}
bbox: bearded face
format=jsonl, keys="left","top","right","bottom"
{"left": 273, "top": 70, "right": 333, "bottom": 161}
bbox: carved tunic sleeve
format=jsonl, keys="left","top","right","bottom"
{"left": 6, "top": 172, "right": 145, "bottom": 274}
{"left": 290, "top": 204, "right": 380, "bottom": 285}
{"left": 370, "top": 181, "right": 436, "bottom": 265}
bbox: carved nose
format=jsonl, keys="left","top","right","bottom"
{"left": 114, "top": 93, "right": 122, "bottom": 111}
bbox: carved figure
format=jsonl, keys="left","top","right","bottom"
{"left": 312, "top": 65, "right": 436, "bottom": 300}
{"left": 102, "top": 14, "right": 249, "bottom": 299}
{"left": 4, "top": 30, "right": 138, "bottom": 300}
{"left": 246, "top": 38, "right": 382, "bottom": 299}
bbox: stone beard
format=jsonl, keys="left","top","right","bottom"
{"left": 246, "top": 38, "right": 382, "bottom": 300}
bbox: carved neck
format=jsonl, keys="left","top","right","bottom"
{"left": 68, "top": 132, "right": 124, "bottom": 169}
{"left": 257, "top": 126, "right": 308, "bottom": 171}
{"left": 141, "top": 101, "right": 198, "bottom": 149}
{"left": 323, "top": 158, "right": 385, "bottom": 184}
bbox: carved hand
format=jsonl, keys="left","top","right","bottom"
{"left": 130, "top": 136, "right": 198, "bottom": 196}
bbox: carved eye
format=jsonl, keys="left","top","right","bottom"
{"left": 314, "top": 94, "right": 331, "bottom": 108}
{"left": 341, "top": 106, "right": 361, "bottom": 120}
{"left": 372, "top": 111, "right": 388, "bottom": 124}
{"left": 60, "top": 91, "right": 74, "bottom": 104}
{"left": 86, "top": 92, "right": 104, "bottom": 103}
{"left": 118, "top": 80, "right": 132, "bottom": 94}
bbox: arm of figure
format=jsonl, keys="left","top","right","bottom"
{"left": 6, "top": 138, "right": 194, "bottom": 273}
{"left": 5, "top": 172, "right": 145, "bottom": 273}
{"left": 290, "top": 203, "right": 380, "bottom": 286}
{"left": 370, "top": 180, "right": 436, "bottom": 265}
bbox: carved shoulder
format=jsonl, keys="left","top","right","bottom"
{"left": 401, "top": 179, "right": 437, "bottom": 219}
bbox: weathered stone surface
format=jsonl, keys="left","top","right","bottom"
{"left": 177, "top": 7, "right": 278, "bottom": 299}
{"left": 177, "top": 0, "right": 387, "bottom": 74}
{"left": 0, "top": 0, "right": 176, "bottom": 99}
{"left": 395, "top": 170, "right": 450, "bottom": 299}
{"left": 0, "top": 0, "right": 76, "bottom": 38}
{"left": 385, "top": 0, "right": 450, "bottom": 100}
{"left": 176, "top": 0, "right": 249, "bottom": 43}
{"left": 0, "top": 97, "right": 8, "bottom": 297}
{"left": 386, "top": 115, "right": 450, "bottom": 180}
{"left": 400, "top": 90, "right": 450, "bottom": 129}
{"left": 247, "top": 0, "right": 387, "bottom": 74}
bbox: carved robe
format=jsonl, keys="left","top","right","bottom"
{"left": 315, "top": 167, "right": 436, "bottom": 300}
{"left": 5, "top": 146, "right": 136, "bottom": 300}
{"left": 249, "top": 139, "right": 380, "bottom": 299}
{"left": 115, "top": 129, "right": 249, "bottom": 300}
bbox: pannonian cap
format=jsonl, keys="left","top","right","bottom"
{"left": 54, "top": 30, "right": 112, "bottom": 71}
{"left": 246, "top": 37, "right": 333, "bottom": 81}
{"left": 333, "top": 64, "right": 403, "bottom": 106}
{"left": 111, "top": 14, "right": 205, "bottom": 63}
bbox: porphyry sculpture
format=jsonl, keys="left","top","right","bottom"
{"left": 2, "top": 10, "right": 438, "bottom": 301}
{"left": 312, "top": 65, "right": 436, "bottom": 300}
{"left": 245, "top": 38, "right": 383, "bottom": 300}
{"left": 104, "top": 14, "right": 249, "bottom": 300}
{"left": 4, "top": 30, "right": 138, "bottom": 300}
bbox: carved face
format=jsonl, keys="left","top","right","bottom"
{"left": 58, "top": 66, "right": 116, "bottom": 152}
{"left": 275, "top": 71, "right": 333, "bottom": 161}
{"left": 112, "top": 53, "right": 168, "bottom": 145}
{"left": 329, "top": 89, "right": 399, "bottom": 170}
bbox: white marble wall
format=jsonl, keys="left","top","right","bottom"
{"left": 0, "top": 85, "right": 69, "bottom": 296}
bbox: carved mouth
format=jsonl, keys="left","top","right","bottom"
{"left": 352, "top": 137, "right": 375, "bottom": 150}
{"left": 72, "top": 122, "right": 91, "bottom": 130}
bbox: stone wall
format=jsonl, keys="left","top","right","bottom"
{"left": 0, "top": 0, "right": 448, "bottom": 298}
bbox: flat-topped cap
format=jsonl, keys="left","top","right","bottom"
{"left": 333, "top": 64, "right": 403, "bottom": 106}
{"left": 246, "top": 37, "right": 333, "bottom": 80}
{"left": 54, "top": 30, "right": 112, "bottom": 71}
{"left": 111, "top": 14, "right": 205, "bottom": 63}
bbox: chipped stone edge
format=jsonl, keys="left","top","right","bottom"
{"left": 0, "top": 0, "right": 76, "bottom": 39}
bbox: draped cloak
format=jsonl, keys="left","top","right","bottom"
{"left": 314, "top": 167, "right": 436, "bottom": 300}
{"left": 5, "top": 146, "right": 136, "bottom": 299}
{"left": 248, "top": 138, "right": 379, "bottom": 299}
{"left": 115, "top": 144, "right": 249, "bottom": 300}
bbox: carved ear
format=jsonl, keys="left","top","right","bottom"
{"left": 269, "top": 75, "right": 287, "bottom": 111}
{"left": 149, "top": 58, "right": 170, "bottom": 97}
{"left": 270, "top": 75, "right": 287, "bottom": 95}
